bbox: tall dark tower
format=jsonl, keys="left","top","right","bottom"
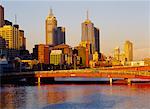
{"left": 0, "top": 5, "right": 4, "bottom": 27}
{"left": 94, "top": 27, "right": 100, "bottom": 53}
{"left": 56, "top": 27, "right": 65, "bottom": 45}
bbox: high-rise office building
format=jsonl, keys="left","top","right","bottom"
{"left": 19, "top": 30, "right": 26, "bottom": 50}
{"left": 124, "top": 40, "right": 133, "bottom": 61}
{"left": 81, "top": 11, "right": 95, "bottom": 54}
{"left": 0, "top": 5, "right": 4, "bottom": 27}
{"left": 13, "top": 24, "right": 20, "bottom": 50}
{"left": 0, "top": 25, "right": 21, "bottom": 50}
{"left": 94, "top": 27, "right": 100, "bottom": 53}
{"left": 114, "top": 47, "right": 120, "bottom": 61}
{"left": 45, "top": 9, "right": 57, "bottom": 45}
{"left": 0, "top": 25, "right": 14, "bottom": 49}
{"left": 56, "top": 27, "right": 65, "bottom": 45}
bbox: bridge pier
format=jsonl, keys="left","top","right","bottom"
{"left": 127, "top": 78, "right": 131, "bottom": 85}
{"left": 109, "top": 78, "right": 113, "bottom": 85}
{"left": 38, "top": 77, "right": 41, "bottom": 85}
{"left": 37, "top": 77, "right": 55, "bottom": 85}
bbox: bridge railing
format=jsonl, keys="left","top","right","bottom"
{"left": 99, "top": 70, "right": 150, "bottom": 76}
{"left": 35, "top": 69, "right": 150, "bottom": 77}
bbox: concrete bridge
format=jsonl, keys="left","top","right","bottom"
{"left": 1, "top": 66, "right": 150, "bottom": 85}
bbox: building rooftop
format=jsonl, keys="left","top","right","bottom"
{"left": 53, "top": 44, "right": 72, "bottom": 49}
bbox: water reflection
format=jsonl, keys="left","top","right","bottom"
{"left": 1, "top": 85, "right": 26, "bottom": 109}
{"left": 0, "top": 83, "right": 150, "bottom": 109}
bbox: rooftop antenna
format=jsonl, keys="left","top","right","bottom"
{"left": 15, "top": 14, "right": 17, "bottom": 24}
{"left": 86, "top": 10, "right": 89, "bottom": 20}
{"left": 49, "top": 7, "right": 53, "bottom": 16}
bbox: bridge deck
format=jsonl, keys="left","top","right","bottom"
{"left": 34, "top": 70, "right": 150, "bottom": 79}
{"left": 1, "top": 69, "right": 149, "bottom": 79}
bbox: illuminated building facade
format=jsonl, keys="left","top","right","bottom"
{"left": 124, "top": 40, "right": 133, "bottom": 61}
{"left": 45, "top": 9, "right": 57, "bottom": 45}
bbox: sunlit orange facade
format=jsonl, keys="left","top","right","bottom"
{"left": 33, "top": 44, "right": 49, "bottom": 64}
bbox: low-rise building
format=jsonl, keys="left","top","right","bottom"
{"left": 74, "top": 45, "right": 86, "bottom": 66}
{"left": 53, "top": 44, "right": 72, "bottom": 65}
{"left": 32, "top": 44, "right": 49, "bottom": 64}
{"left": 143, "top": 58, "right": 150, "bottom": 66}
{"left": 130, "top": 61, "right": 145, "bottom": 66}
{"left": 50, "top": 50, "right": 64, "bottom": 65}
{"left": 124, "top": 60, "right": 148, "bottom": 66}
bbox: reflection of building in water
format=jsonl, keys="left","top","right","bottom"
{"left": 1, "top": 87, "right": 26, "bottom": 109}
{"left": 46, "top": 86, "right": 67, "bottom": 104}
{"left": 1, "top": 84, "right": 150, "bottom": 109}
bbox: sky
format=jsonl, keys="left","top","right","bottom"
{"left": 1, "top": 0, "right": 150, "bottom": 60}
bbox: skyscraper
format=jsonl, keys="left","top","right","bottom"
{"left": 94, "top": 27, "right": 100, "bottom": 53}
{"left": 0, "top": 25, "right": 22, "bottom": 50}
{"left": 13, "top": 24, "right": 20, "bottom": 50}
{"left": 114, "top": 47, "right": 120, "bottom": 61}
{"left": 19, "top": 30, "right": 26, "bottom": 50}
{"left": 0, "top": 25, "right": 14, "bottom": 49}
{"left": 124, "top": 40, "right": 133, "bottom": 61}
{"left": 81, "top": 11, "right": 95, "bottom": 54}
{"left": 56, "top": 27, "right": 65, "bottom": 45}
{"left": 0, "top": 5, "right": 4, "bottom": 27}
{"left": 45, "top": 9, "right": 57, "bottom": 45}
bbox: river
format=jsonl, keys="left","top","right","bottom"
{"left": 1, "top": 83, "right": 150, "bottom": 109}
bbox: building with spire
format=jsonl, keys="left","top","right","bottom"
{"left": 80, "top": 10, "right": 100, "bottom": 67}
{"left": 45, "top": 9, "right": 57, "bottom": 46}
{"left": 81, "top": 10, "right": 95, "bottom": 54}
{"left": 81, "top": 10, "right": 100, "bottom": 55}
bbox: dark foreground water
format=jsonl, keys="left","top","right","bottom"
{"left": 1, "top": 83, "right": 150, "bottom": 109}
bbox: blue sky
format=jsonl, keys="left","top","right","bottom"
{"left": 1, "top": 0, "right": 150, "bottom": 60}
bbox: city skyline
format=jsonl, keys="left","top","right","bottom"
{"left": 1, "top": 1, "right": 149, "bottom": 60}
